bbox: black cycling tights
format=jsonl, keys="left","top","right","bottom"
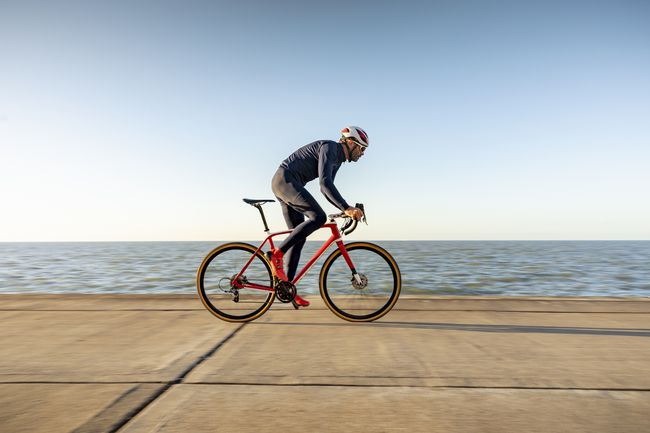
{"left": 272, "top": 169, "right": 327, "bottom": 281}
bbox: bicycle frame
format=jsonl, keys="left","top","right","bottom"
{"left": 231, "top": 222, "right": 356, "bottom": 292}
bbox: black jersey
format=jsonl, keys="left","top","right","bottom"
{"left": 278, "top": 140, "right": 349, "bottom": 210}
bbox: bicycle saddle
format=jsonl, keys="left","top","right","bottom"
{"left": 243, "top": 198, "right": 275, "bottom": 206}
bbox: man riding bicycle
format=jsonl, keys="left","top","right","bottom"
{"left": 269, "top": 126, "right": 368, "bottom": 308}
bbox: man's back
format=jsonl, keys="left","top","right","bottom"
{"left": 279, "top": 140, "right": 345, "bottom": 186}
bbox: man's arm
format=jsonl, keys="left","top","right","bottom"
{"left": 318, "top": 142, "right": 350, "bottom": 211}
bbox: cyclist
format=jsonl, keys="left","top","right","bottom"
{"left": 269, "top": 126, "right": 368, "bottom": 307}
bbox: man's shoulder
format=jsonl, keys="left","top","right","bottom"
{"left": 303, "top": 139, "right": 337, "bottom": 147}
{"left": 294, "top": 139, "right": 338, "bottom": 156}
{"left": 317, "top": 140, "right": 345, "bottom": 165}
{"left": 315, "top": 139, "right": 340, "bottom": 152}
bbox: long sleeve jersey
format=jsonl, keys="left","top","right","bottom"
{"left": 279, "top": 140, "right": 349, "bottom": 210}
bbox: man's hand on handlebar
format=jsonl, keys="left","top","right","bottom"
{"left": 344, "top": 207, "right": 364, "bottom": 221}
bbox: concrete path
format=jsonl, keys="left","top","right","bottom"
{"left": 1, "top": 295, "right": 649, "bottom": 432}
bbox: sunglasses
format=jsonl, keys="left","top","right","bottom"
{"left": 352, "top": 139, "right": 368, "bottom": 149}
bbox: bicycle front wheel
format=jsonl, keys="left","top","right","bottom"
{"left": 320, "top": 242, "right": 401, "bottom": 322}
{"left": 197, "top": 242, "right": 275, "bottom": 322}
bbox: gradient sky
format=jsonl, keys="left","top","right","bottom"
{"left": 1, "top": 0, "right": 649, "bottom": 241}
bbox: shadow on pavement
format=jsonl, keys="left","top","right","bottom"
{"left": 253, "top": 321, "right": 650, "bottom": 337}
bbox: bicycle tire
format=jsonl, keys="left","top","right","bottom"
{"left": 319, "top": 242, "right": 401, "bottom": 322}
{"left": 197, "top": 242, "right": 275, "bottom": 322}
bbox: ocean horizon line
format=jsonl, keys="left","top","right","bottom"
{"left": 2, "top": 239, "right": 650, "bottom": 243}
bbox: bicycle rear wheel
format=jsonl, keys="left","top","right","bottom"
{"left": 319, "top": 242, "right": 401, "bottom": 322}
{"left": 197, "top": 242, "right": 275, "bottom": 322}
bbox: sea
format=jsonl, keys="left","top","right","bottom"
{"left": 1, "top": 241, "right": 649, "bottom": 297}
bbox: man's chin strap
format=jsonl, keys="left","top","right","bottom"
{"left": 341, "top": 140, "right": 353, "bottom": 162}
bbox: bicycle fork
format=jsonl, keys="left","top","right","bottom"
{"left": 336, "top": 241, "right": 365, "bottom": 285}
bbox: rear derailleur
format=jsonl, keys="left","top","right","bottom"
{"left": 228, "top": 274, "right": 249, "bottom": 303}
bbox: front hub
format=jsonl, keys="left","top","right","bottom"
{"left": 351, "top": 273, "right": 368, "bottom": 290}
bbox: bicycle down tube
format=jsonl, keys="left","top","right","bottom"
{"left": 290, "top": 223, "right": 356, "bottom": 285}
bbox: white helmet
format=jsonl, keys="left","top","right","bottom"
{"left": 341, "top": 126, "right": 369, "bottom": 148}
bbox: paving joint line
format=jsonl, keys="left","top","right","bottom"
{"left": 179, "top": 382, "right": 650, "bottom": 392}
{"left": 5, "top": 380, "right": 648, "bottom": 393}
{"left": 0, "top": 381, "right": 169, "bottom": 385}
{"left": 106, "top": 323, "right": 247, "bottom": 433}
{"left": 6, "top": 380, "right": 650, "bottom": 393}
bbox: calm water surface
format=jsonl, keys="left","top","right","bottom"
{"left": 1, "top": 241, "right": 649, "bottom": 296}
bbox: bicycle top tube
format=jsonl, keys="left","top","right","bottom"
{"left": 262, "top": 222, "right": 341, "bottom": 252}
{"left": 240, "top": 222, "right": 344, "bottom": 286}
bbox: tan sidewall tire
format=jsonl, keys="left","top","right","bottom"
{"left": 319, "top": 242, "right": 401, "bottom": 322}
{"left": 197, "top": 242, "right": 275, "bottom": 322}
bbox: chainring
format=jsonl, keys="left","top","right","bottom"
{"left": 275, "top": 280, "right": 297, "bottom": 303}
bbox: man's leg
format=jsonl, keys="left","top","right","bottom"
{"left": 276, "top": 196, "right": 324, "bottom": 308}
{"left": 277, "top": 188, "right": 327, "bottom": 256}
{"left": 271, "top": 168, "right": 326, "bottom": 286}
{"left": 279, "top": 201, "right": 306, "bottom": 281}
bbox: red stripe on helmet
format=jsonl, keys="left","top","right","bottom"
{"left": 357, "top": 129, "right": 368, "bottom": 145}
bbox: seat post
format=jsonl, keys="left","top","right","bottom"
{"left": 255, "top": 204, "right": 270, "bottom": 233}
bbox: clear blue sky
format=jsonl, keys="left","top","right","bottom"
{"left": 1, "top": 0, "right": 649, "bottom": 241}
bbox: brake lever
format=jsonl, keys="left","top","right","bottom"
{"left": 356, "top": 203, "right": 367, "bottom": 225}
{"left": 342, "top": 219, "right": 358, "bottom": 236}
{"left": 340, "top": 217, "right": 355, "bottom": 233}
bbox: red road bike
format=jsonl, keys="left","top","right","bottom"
{"left": 197, "top": 199, "right": 401, "bottom": 322}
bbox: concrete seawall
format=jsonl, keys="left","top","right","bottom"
{"left": 1, "top": 294, "right": 649, "bottom": 432}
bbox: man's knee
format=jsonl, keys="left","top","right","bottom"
{"left": 307, "top": 210, "right": 327, "bottom": 227}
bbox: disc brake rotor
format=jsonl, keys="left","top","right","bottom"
{"left": 351, "top": 273, "right": 368, "bottom": 290}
